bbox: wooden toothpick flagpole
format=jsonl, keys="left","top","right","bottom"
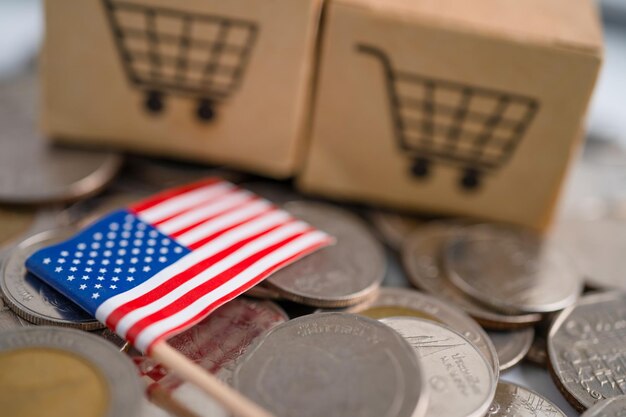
{"left": 151, "top": 341, "right": 275, "bottom": 417}
{"left": 143, "top": 376, "right": 200, "bottom": 417}
{"left": 22, "top": 179, "right": 334, "bottom": 417}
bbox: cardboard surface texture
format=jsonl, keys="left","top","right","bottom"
{"left": 41, "top": 0, "right": 322, "bottom": 178}
{"left": 299, "top": 0, "right": 602, "bottom": 230}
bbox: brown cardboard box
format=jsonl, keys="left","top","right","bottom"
{"left": 299, "top": 0, "right": 602, "bottom": 230}
{"left": 41, "top": 0, "right": 322, "bottom": 178}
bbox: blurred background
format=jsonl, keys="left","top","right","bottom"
{"left": 1, "top": 0, "right": 624, "bottom": 148}
{"left": 1, "top": 1, "right": 625, "bottom": 415}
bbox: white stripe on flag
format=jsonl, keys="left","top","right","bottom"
{"left": 113, "top": 221, "right": 310, "bottom": 338}
{"left": 174, "top": 200, "right": 273, "bottom": 246}
{"left": 138, "top": 182, "right": 235, "bottom": 224}
{"left": 94, "top": 210, "right": 291, "bottom": 322}
{"left": 134, "top": 231, "right": 329, "bottom": 351}
{"left": 156, "top": 190, "right": 253, "bottom": 235}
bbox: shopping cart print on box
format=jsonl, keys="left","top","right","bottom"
{"left": 357, "top": 45, "right": 539, "bottom": 190}
{"left": 103, "top": 0, "right": 258, "bottom": 122}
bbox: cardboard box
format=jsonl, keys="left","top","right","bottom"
{"left": 41, "top": 0, "right": 322, "bottom": 178}
{"left": 299, "top": 0, "right": 602, "bottom": 230}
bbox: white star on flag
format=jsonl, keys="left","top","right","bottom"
{"left": 24, "top": 178, "right": 336, "bottom": 417}
{"left": 25, "top": 178, "right": 334, "bottom": 353}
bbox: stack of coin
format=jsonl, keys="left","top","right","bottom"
{"left": 402, "top": 223, "right": 582, "bottom": 329}
{"left": 446, "top": 225, "right": 581, "bottom": 315}
{"left": 402, "top": 222, "right": 545, "bottom": 329}
{"left": 0, "top": 71, "right": 146, "bottom": 415}
{"left": 4, "top": 66, "right": 626, "bottom": 417}
{"left": 263, "top": 201, "right": 386, "bottom": 307}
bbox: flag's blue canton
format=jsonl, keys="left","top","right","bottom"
{"left": 26, "top": 210, "right": 191, "bottom": 316}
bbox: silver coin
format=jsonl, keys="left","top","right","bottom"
{"left": 368, "top": 209, "right": 421, "bottom": 250}
{"left": 445, "top": 225, "right": 582, "bottom": 314}
{"left": 487, "top": 327, "right": 534, "bottom": 371}
{"left": 126, "top": 156, "right": 246, "bottom": 189}
{"left": 525, "top": 332, "right": 549, "bottom": 368}
{"left": 339, "top": 287, "right": 500, "bottom": 376}
{"left": 234, "top": 313, "right": 427, "bottom": 417}
{"left": 0, "top": 326, "right": 142, "bottom": 417}
{"left": 381, "top": 317, "right": 495, "bottom": 417}
{"left": 402, "top": 223, "right": 543, "bottom": 328}
{"left": 265, "top": 202, "right": 386, "bottom": 307}
{"left": 486, "top": 381, "right": 567, "bottom": 416}
{"left": 134, "top": 297, "right": 288, "bottom": 389}
{"left": 0, "top": 296, "right": 30, "bottom": 330}
{"left": 581, "top": 396, "right": 626, "bottom": 417}
{"left": 548, "top": 292, "right": 626, "bottom": 411}
{"left": 0, "top": 72, "right": 122, "bottom": 204}
{"left": 524, "top": 319, "right": 551, "bottom": 368}
{"left": 1, "top": 229, "right": 103, "bottom": 330}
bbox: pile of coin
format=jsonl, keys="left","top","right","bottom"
{"left": 3, "top": 71, "right": 626, "bottom": 417}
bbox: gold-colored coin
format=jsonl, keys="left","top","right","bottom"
{"left": 0, "top": 348, "right": 109, "bottom": 417}
{"left": 0, "top": 327, "right": 142, "bottom": 417}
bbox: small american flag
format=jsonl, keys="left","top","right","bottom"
{"left": 26, "top": 178, "right": 333, "bottom": 352}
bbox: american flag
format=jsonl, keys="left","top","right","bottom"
{"left": 26, "top": 179, "right": 333, "bottom": 352}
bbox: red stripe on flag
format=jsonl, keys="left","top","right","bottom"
{"left": 185, "top": 206, "right": 274, "bottom": 251}
{"left": 144, "top": 237, "right": 331, "bottom": 353}
{"left": 126, "top": 228, "right": 314, "bottom": 345}
{"left": 105, "top": 213, "right": 287, "bottom": 329}
{"left": 169, "top": 195, "right": 261, "bottom": 240}
{"left": 129, "top": 178, "right": 221, "bottom": 214}
{"left": 150, "top": 186, "right": 238, "bottom": 227}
